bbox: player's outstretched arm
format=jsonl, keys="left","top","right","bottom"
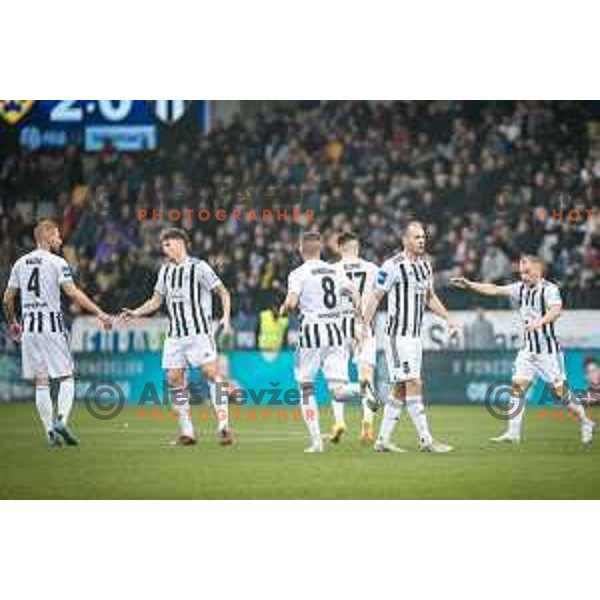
{"left": 449, "top": 276, "right": 511, "bottom": 297}
{"left": 2, "top": 287, "right": 22, "bottom": 341}
{"left": 362, "top": 288, "right": 384, "bottom": 328}
{"left": 62, "top": 282, "right": 113, "bottom": 328}
{"left": 214, "top": 283, "right": 233, "bottom": 335}
{"left": 121, "top": 292, "right": 163, "bottom": 320}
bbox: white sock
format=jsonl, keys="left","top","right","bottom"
{"left": 564, "top": 391, "right": 590, "bottom": 425}
{"left": 378, "top": 401, "right": 402, "bottom": 443}
{"left": 301, "top": 389, "right": 321, "bottom": 445}
{"left": 57, "top": 377, "right": 75, "bottom": 424}
{"left": 332, "top": 399, "right": 345, "bottom": 425}
{"left": 406, "top": 395, "right": 433, "bottom": 445}
{"left": 209, "top": 380, "right": 229, "bottom": 432}
{"left": 170, "top": 387, "right": 194, "bottom": 438}
{"left": 35, "top": 386, "right": 54, "bottom": 436}
{"left": 361, "top": 381, "right": 375, "bottom": 424}
{"left": 507, "top": 395, "right": 524, "bottom": 438}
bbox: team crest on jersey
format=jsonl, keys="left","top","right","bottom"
{"left": 0, "top": 100, "right": 35, "bottom": 125}
{"left": 147, "top": 100, "right": 190, "bottom": 124}
{"left": 377, "top": 270, "right": 388, "bottom": 284}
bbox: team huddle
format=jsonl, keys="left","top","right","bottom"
{"left": 2, "top": 219, "right": 595, "bottom": 452}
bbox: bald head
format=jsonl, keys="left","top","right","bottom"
{"left": 402, "top": 220, "right": 426, "bottom": 257}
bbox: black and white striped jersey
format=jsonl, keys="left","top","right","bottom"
{"left": 154, "top": 257, "right": 222, "bottom": 339}
{"left": 509, "top": 279, "right": 562, "bottom": 353}
{"left": 7, "top": 249, "right": 72, "bottom": 334}
{"left": 376, "top": 252, "right": 433, "bottom": 338}
{"left": 335, "top": 257, "right": 379, "bottom": 339}
{"left": 288, "top": 259, "right": 349, "bottom": 348}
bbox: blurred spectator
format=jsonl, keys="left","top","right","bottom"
{"left": 464, "top": 307, "right": 496, "bottom": 349}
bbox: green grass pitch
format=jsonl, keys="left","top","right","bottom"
{"left": 0, "top": 402, "right": 599, "bottom": 499}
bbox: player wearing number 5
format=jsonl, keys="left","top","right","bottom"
{"left": 3, "top": 220, "right": 113, "bottom": 448}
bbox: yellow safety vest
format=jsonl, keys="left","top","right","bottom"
{"left": 258, "top": 310, "right": 288, "bottom": 351}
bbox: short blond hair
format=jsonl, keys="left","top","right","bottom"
{"left": 521, "top": 255, "right": 546, "bottom": 274}
{"left": 33, "top": 219, "right": 59, "bottom": 243}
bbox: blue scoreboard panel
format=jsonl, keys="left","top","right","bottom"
{"left": 0, "top": 100, "right": 209, "bottom": 151}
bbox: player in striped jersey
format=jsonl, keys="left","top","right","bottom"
{"left": 363, "top": 221, "right": 457, "bottom": 452}
{"left": 122, "top": 228, "right": 233, "bottom": 446}
{"left": 451, "top": 255, "right": 595, "bottom": 444}
{"left": 3, "top": 220, "right": 113, "bottom": 448}
{"left": 335, "top": 231, "right": 381, "bottom": 444}
{"left": 280, "top": 232, "right": 363, "bottom": 452}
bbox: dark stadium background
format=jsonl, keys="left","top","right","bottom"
{"left": 1, "top": 100, "right": 599, "bottom": 403}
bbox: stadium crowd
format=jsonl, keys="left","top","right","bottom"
{"left": 1, "top": 101, "right": 599, "bottom": 320}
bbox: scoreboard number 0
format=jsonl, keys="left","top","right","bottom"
{"left": 50, "top": 100, "right": 133, "bottom": 122}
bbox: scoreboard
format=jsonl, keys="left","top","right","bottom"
{"left": 0, "top": 100, "right": 209, "bottom": 152}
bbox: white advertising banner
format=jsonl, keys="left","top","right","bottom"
{"left": 374, "top": 310, "right": 600, "bottom": 351}
{"left": 70, "top": 311, "right": 600, "bottom": 353}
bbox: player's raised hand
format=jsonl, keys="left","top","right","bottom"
{"left": 449, "top": 276, "right": 470, "bottom": 290}
{"left": 8, "top": 322, "right": 23, "bottom": 343}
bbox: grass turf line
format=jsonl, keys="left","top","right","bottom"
{"left": 0, "top": 403, "right": 598, "bottom": 499}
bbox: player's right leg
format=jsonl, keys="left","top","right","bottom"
{"left": 375, "top": 335, "right": 408, "bottom": 452}
{"left": 374, "top": 382, "right": 406, "bottom": 453}
{"left": 489, "top": 377, "right": 530, "bottom": 443}
{"left": 295, "top": 347, "right": 323, "bottom": 452}
{"left": 490, "top": 350, "right": 533, "bottom": 443}
{"left": 33, "top": 375, "right": 61, "bottom": 449}
{"left": 166, "top": 368, "right": 196, "bottom": 444}
{"left": 23, "top": 334, "right": 59, "bottom": 448}
{"left": 47, "top": 333, "right": 78, "bottom": 445}
{"left": 162, "top": 337, "right": 196, "bottom": 444}
{"left": 323, "top": 345, "right": 352, "bottom": 444}
{"left": 358, "top": 336, "right": 379, "bottom": 443}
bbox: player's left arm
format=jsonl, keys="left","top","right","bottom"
{"left": 526, "top": 288, "right": 563, "bottom": 332}
{"left": 62, "top": 282, "right": 113, "bottom": 329}
{"left": 213, "top": 282, "right": 233, "bottom": 335}
{"left": 280, "top": 269, "right": 301, "bottom": 316}
{"left": 426, "top": 275, "right": 460, "bottom": 335}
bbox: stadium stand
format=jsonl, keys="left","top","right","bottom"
{"left": 1, "top": 100, "right": 599, "bottom": 324}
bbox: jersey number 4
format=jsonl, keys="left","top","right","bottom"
{"left": 27, "top": 267, "right": 41, "bottom": 297}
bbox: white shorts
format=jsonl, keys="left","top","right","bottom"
{"left": 162, "top": 334, "right": 217, "bottom": 370}
{"left": 295, "top": 345, "right": 349, "bottom": 384}
{"left": 22, "top": 332, "right": 74, "bottom": 380}
{"left": 513, "top": 350, "right": 566, "bottom": 386}
{"left": 351, "top": 335, "right": 377, "bottom": 368}
{"left": 384, "top": 335, "right": 422, "bottom": 382}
